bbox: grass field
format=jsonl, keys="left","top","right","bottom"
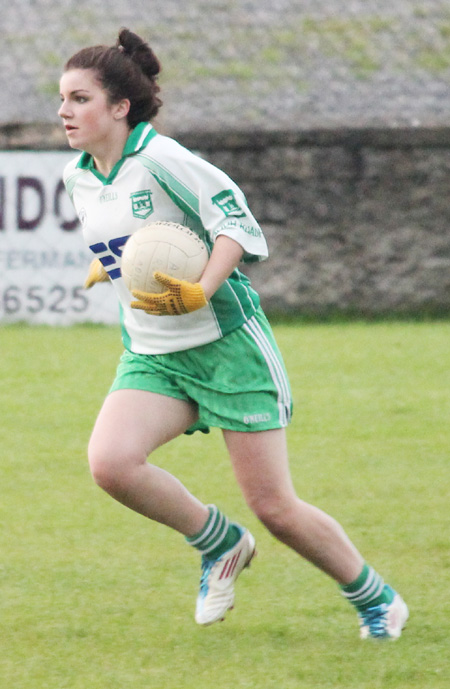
{"left": 0, "top": 320, "right": 448, "bottom": 688}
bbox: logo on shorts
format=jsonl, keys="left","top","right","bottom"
{"left": 243, "top": 413, "right": 271, "bottom": 425}
{"left": 131, "top": 190, "right": 154, "bottom": 219}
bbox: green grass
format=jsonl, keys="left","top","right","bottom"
{"left": 0, "top": 321, "right": 448, "bottom": 688}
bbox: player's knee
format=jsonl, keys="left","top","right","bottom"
{"left": 247, "top": 493, "right": 295, "bottom": 538}
{"left": 89, "top": 453, "right": 117, "bottom": 493}
{"left": 88, "top": 443, "right": 129, "bottom": 495}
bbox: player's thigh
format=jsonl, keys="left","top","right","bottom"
{"left": 89, "top": 389, "right": 198, "bottom": 463}
{"left": 223, "top": 427, "right": 296, "bottom": 506}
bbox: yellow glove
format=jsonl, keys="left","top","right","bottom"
{"left": 131, "top": 271, "right": 207, "bottom": 316}
{"left": 84, "top": 258, "right": 110, "bottom": 289}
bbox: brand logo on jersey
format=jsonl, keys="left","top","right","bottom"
{"left": 130, "top": 190, "right": 153, "bottom": 219}
{"left": 99, "top": 191, "right": 118, "bottom": 204}
{"left": 211, "top": 189, "right": 246, "bottom": 218}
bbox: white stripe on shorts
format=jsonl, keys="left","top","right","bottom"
{"left": 243, "top": 316, "right": 291, "bottom": 426}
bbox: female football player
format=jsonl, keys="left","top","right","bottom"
{"left": 58, "top": 28, "right": 408, "bottom": 638}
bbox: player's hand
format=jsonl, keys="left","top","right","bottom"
{"left": 84, "top": 258, "right": 110, "bottom": 289}
{"left": 131, "top": 271, "right": 207, "bottom": 316}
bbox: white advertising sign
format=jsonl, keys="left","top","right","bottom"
{"left": 0, "top": 151, "right": 119, "bottom": 325}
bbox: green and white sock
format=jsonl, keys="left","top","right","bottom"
{"left": 185, "top": 505, "right": 241, "bottom": 560}
{"left": 340, "top": 563, "right": 394, "bottom": 612}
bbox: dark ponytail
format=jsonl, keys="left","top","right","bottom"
{"left": 64, "top": 28, "right": 162, "bottom": 127}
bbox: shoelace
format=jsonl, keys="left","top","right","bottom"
{"left": 360, "top": 603, "right": 389, "bottom": 637}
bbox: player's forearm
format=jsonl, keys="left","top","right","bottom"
{"left": 199, "top": 235, "right": 244, "bottom": 300}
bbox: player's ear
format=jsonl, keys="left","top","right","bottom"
{"left": 113, "top": 99, "right": 130, "bottom": 120}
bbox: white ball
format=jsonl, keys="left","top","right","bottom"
{"left": 121, "top": 221, "right": 209, "bottom": 293}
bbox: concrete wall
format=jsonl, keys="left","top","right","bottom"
{"left": 3, "top": 124, "right": 450, "bottom": 317}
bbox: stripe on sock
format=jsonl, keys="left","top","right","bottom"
{"left": 186, "top": 505, "right": 230, "bottom": 555}
{"left": 341, "top": 565, "right": 385, "bottom": 609}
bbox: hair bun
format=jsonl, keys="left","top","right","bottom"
{"left": 116, "top": 28, "right": 161, "bottom": 79}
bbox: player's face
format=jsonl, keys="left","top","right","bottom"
{"left": 58, "top": 69, "right": 123, "bottom": 154}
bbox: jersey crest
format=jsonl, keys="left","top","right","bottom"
{"left": 211, "top": 189, "right": 246, "bottom": 218}
{"left": 130, "top": 189, "right": 154, "bottom": 219}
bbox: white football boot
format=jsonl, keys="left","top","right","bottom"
{"left": 195, "top": 527, "right": 256, "bottom": 626}
{"left": 358, "top": 588, "right": 409, "bottom": 639}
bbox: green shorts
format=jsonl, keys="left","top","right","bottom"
{"left": 110, "top": 308, "right": 292, "bottom": 434}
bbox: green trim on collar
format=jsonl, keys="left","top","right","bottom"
{"left": 123, "top": 122, "right": 157, "bottom": 155}
{"left": 76, "top": 151, "right": 120, "bottom": 185}
{"left": 76, "top": 123, "right": 158, "bottom": 185}
{"left": 77, "top": 151, "right": 93, "bottom": 170}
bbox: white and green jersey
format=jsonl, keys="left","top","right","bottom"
{"left": 63, "top": 123, "right": 268, "bottom": 354}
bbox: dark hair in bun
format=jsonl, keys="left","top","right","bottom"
{"left": 64, "top": 28, "right": 162, "bottom": 127}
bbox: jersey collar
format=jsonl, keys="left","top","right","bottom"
{"left": 123, "top": 122, "right": 157, "bottom": 155}
{"left": 76, "top": 122, "right": 158, "bottom": 184}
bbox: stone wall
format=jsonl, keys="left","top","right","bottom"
{"left": 180, "top": 127, "right": 450, "bottom": 317}
{"left": 3, "top": 123, "right": 450, "bottom": 317}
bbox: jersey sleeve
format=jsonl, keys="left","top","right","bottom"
{"left": 137, "top": 136, "right": 268, "bottom": 263}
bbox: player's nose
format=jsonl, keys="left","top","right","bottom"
{"left": 58, "top": 100, "right": 72, "bottom": 119}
